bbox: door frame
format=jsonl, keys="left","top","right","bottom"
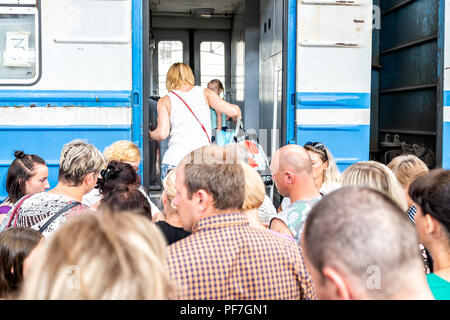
{"left": 193, "top": 30, "right": 231, "bottom": 101}
{"left": 151, "top": 29, "right": 190, "bottom": 96}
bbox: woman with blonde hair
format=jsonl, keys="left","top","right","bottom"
{"left": 0, "top": 140, "right": 106, "bottom": 237}
{"left": 388, "top": 155, "right": 429, "bottom": 223}
{"left": 155, "top": 170, "right": 191, "bottom": 245}
{"left": 19, "top": 209, "right": 173, "bottom": 300}
{"left": 241, "top": 162, "right": 277, "bottom": 229}
{"left": 341, "top": 161, "right": 408, "bottom": 212}
{"left": 279, "top": 141, "right": 341, "bottom": 211}
{"left": 149, "top": 62, "right": 241, "bottom": 181}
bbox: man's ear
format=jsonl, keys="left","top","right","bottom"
{"left": 194, "top": 189, "right": 212, "bottom": 214}
{"left": 322, "top": 267, "right": 352, "bottom": 300}
{"left": 284, "top": 171, "right": 295, "bottom": 185}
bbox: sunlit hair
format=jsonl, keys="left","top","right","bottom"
{"left": 166, "top": 62, "right": 195, "bottom": 92}
{"left": 341, "top": 161, "right": 408, "bottom": 212}
{"left": 162, "top": 169, "right": 177, "bottom": 211}
{"left": 304, "top": 143, "right": 341, "bottom": 190}
{"left": 387, "top": 155, "right": 429, "bottom": 189}
{"left": 103, "top": 140, "right": 141, "bottom": 163}
{"left": 241, "top": 162, "right": 265, "bottom": 211}
{"left": 19, "top": 210, "right": 173, "bottom": 300}
{"left": 58, "top": 140, "right": 106, "bottom": 187}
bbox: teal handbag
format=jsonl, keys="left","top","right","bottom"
{"left": 215, "top": 119, "right": 242, "bottom": 146}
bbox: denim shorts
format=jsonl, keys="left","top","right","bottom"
{"left": 160, "top": 163, "right": 177, "bottom": 183}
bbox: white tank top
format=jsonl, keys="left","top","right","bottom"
{"left": 162, "top": 86, "right": 212, "bottom": 166}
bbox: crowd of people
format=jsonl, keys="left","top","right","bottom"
{"left": 0, "top": 139, "right": 448, "bottom": 300}
{"left": 0, "top": 62, "right": 448, "bottom": 300}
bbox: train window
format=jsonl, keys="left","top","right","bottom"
{"left": 0, "top": 6, "right": 40, "bottom": 85}
{"left": 158, "top": 40, "right": 183, "bottom": 96}
{"left": 200, "top": 41, "right": 225, "bottom": 94}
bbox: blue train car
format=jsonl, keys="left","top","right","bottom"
{"left": 0, "top": 0, "right": 448, "bottom": 199}
{"left": 0, "top": 0, "right": 148, "bottom": 199}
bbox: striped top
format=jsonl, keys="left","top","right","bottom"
{"left": 166, "top": 212, "right": 316, "bottom": 300}
{"left": 407, "top": 204, "right": 417, "bottom": 224}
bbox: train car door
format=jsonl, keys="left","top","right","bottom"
{"left": 292, "top": 0, "right": 373, "bottom": 172}
{"left": 148, "top": 29, "right": 230, "bottom": 188}
{"left": 148, "top": 30, "right": 189, "bottom": 189}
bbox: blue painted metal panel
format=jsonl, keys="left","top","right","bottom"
{"left": 297, "top": 124, "right": 370, "bottom": 172}
{"left": 0, "top": 90, "right": 131, "bottom": 107}
{"left": 131, "top": 0, "right": 144, "bottom": 173}
{"left": 444, "top": 91, "right": 450, "bottom": 106}
{"left": 296, "top": 92, "right": 371, "bottom": 109}
{"left": 444, "top": 121, "right": 450, "bottom": 169}
{"left": 0, "top": 126, "right": 131, "bottom": 201}
{"left": 296, "top": 92, "right": 370, "bottom": 170}
{"left": 286, "top": 0, "right": 296, "bottom": 144}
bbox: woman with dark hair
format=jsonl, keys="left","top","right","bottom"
{"left": 0, "top": 151, "right": 50, "bottom": 221}
{"left": 409, "top": 169, "right": 450, "bottom": 300}
{"left": 0, "top": 227, "right": 43, "bottom": 299}
{"left": 99, "top": 184, "right": 152, "bottom": 221}
{"left": 89, "top": 161, "right": 142, "bottom": 210}
{"left": 97, "top": 161, "right": 140, "bottom": 196}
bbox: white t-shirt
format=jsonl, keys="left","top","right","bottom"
{"left": 162, "top": 86, "right": 212, "bottom": 166}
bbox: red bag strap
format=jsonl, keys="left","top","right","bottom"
{"left": 5, "top": 194, "right": 33, "bottom": 229}
{"left": 171, "top": 91, "right": 211, "bottom": 144}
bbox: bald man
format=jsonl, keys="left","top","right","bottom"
{"left": 269, "top": 145, "right": 322, "bottom": 243}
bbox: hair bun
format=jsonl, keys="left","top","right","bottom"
{"left": 14, "top": 150, "right": 26, "bottom": 159}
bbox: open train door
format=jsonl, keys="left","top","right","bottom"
{"left": 292, "top": 0, "right": 373, "bottom": 172}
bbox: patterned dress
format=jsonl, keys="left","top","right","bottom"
{"left": 0, "top": 192, "right": 89, "bottom": 237}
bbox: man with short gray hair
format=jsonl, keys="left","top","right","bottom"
{"left": 166, "top": 145, "right": 316, "bottom": 300}
{"left": 303, "top": 186, "right": 434, "bottom": 300}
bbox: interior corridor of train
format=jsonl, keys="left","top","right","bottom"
{"left": 146, "top": 0, "right": 285, "bottom": 196}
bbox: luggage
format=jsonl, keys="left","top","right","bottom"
{"left": 216, "top": 119, "right": 273, "bottom": 186}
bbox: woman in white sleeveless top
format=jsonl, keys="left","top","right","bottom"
{"left": 149, "top": 63, "right": 241, "bottom": 181}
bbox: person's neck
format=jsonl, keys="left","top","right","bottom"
{"left": 202, "top": 208, "right": 240, "bottom": 219}
{"left": 164, "top": 210, "right": 184, "bottom": 228}
{"left": 288, "top": 182, "right": 321, "bottom": 203}
{"left": 428, "top": 242, "right": 450, "bottom": 278}
{"left": 48, "top": 183, "right": 84, "bottom": 202}
{"left": 313, "top": 175, "right": 324, "bottom": 192}
{"left": 386, "top": 287, "right": 435, "bottom": 300}
{"left": 244, "top": 209, "right": 266, "bottom": 230}
{"left": 176, "top": 85, "right": 194, "bottom": 92}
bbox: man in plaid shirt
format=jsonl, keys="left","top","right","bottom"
{"left": 165, "top": 145, "right": 316, "bottom": 300}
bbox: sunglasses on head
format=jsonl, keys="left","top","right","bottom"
{"left": 304, "top": 142, "right": 328, "bottom": 161}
